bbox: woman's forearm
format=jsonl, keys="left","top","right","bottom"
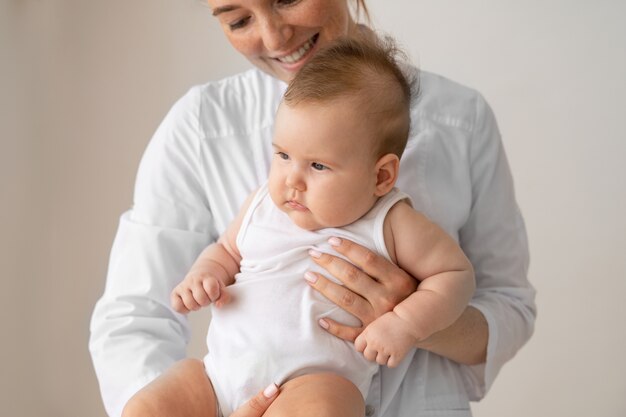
{"left": 415, "top": 306, "right": 488, "bottom": 366}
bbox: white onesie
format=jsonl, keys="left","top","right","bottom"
{"left": 204, "top": 183, "right": 409, "bottom": 415}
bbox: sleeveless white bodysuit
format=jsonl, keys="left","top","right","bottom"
{"left": 204, "top": 183, "right": 409, "bottom": 415}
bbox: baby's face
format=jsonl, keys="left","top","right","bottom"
{"left": 268, "top": 99, "right": 381, "bottom": 231}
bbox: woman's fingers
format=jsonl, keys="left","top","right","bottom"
{"left": 307, "top": 238, "right": 418, "bottom": 344}
{"left": 327, "top": 237, "right": 395, "bottom": 278}
{"left": 305, "top": 271, "right": 374, "bottom": 325}
{"left": 324, "top": 237, "right": 417, "bottom": 303}
{"left": 318, "top": 317, "right": 362, "bottom": 342}
{"left": 229, "top": 383, "right": 279, "bottom": 417}
{"left": 309, "top": 248, "right": 380, "bottom": 297}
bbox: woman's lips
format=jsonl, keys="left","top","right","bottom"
{"left": 275, "top": 34, "right": 318, "bottom": 64}
{"left": 272, "top": 34, "right": 320, "bottom": 70}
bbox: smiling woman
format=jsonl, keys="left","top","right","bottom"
{"left": 89, "top": 1, "right": 536, "bottom": 417}
{"left": 206, "top": 0, "right": 359, "bottom": 82}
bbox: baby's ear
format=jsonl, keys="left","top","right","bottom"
{"left": 374, "top": 153, "right": 400, "bottom": 196}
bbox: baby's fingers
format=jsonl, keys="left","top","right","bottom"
{"left": 375, "top": 352, "right": 391, "bottom": 366}
{"left": 387, "top": 355, "right": 401, "bottom": 368}
{"left": 354, "top": 333, "right": 367, "bottom": 353}
{"left": 215, "top": 288, "right": 232, "bottom": 308}
{"left": 202, "top": 279, "right": 222, "bottom": 303}
{"left": 180, "top": 288, "right": 201, "bottom": 311}
{"left": 191, "top": 283, "right": 211, "bottom": 307}
{"left": 170, "top": 291, "right": 190, "bottom": 314}
{"left": 361, "top": 344, "right": 379, "bottom": 363}
{"left": 171, "top": 287, "right": 200, "bottom": 313}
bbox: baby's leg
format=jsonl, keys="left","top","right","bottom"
{"left": 122, "top": 358, "right": 218, "bottom": 417}
{"left": 264, "top": 373, "right": 365, "bottom": 417}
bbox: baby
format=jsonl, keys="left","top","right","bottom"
{"left": 170, "top": 35, "right": 475, "bottom": 416}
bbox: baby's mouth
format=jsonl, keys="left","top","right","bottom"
{"left": 287, "top": 200, "right": 308, "bottom": 211}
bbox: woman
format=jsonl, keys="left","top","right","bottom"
{"left": 89, "top": 1, "right": 536, "bottom": 416}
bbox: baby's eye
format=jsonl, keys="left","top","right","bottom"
{"left": 229, "top": 16, "right": 251, "bottom": 31}
{"left": 277, "top": 151, "right": 289, "bottom": 160}
{"left": 311, "top": 162, "right": 327, "bottom": 171}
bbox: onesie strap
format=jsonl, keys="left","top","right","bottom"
{"left": 235, "top": 182, "right": 269, "bottom": 249}
{"left": 371, "top": 188, "right": 411, "bottom": 259}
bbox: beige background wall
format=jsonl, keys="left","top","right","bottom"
{"left": 2, "top": 1, "right": 625, "bottom": 416}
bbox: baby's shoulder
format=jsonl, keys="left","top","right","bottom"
{"left": 385, "top": 199, "right": 429, "bottom": 230}
{"left": 382, "top": 199, "right": 428, "bottom": 263}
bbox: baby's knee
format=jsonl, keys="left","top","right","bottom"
{"left": 311, "top": 373, "right": 364, "bottom": 417}
{"left": 121, "top": 359, "right": 213, "bottom": 417}
{"left": 267, "top": 373, "right": 365, "bottom": 417}
{"left": 121, "top": 393, "right": 154, "bottom": 417}
{"left": 303, "top": 373, "right": 362, "bottom": 399}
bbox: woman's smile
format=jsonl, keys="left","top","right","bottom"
{"left": 273, "top": 33, "right": 319, "bottom": 65}
{"left": 207, "top": 0, "right": 356, "bottom": 82}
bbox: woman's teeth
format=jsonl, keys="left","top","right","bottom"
{"left": 278, "top": 37, "right": 315, "bottom": 64}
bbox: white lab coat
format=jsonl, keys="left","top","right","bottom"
{"left": 89, "top": 67, "right": 536, "bottom": 417}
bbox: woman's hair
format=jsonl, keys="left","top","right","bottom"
{"left": 353, "top": 0, "right": 370, "bottom": 23}
{"left": 283, "top": 34, "right": 417, "bottom": 159}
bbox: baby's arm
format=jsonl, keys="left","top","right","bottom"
{"left": 170, "top": 192, "right": 256, "bottom": 314}
{"left": 355, "top": 200, "right": 475, "bottom": 367}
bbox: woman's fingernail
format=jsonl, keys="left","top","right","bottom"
{"left": 304, "top": 271, "right": 318, "bottom": 284}
{"left": 318, "top": 318, "right": 330, "bottom": 330}
{"left": 309, "top": 249, "right": 322, "bottom": 258}
{"left": 328, "top": 237, "right": 342, "bottom": 247}
{"left": 263, "top": 382, "right": 278, "bottom": 398}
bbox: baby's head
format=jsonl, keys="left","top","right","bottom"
{"left": 269, "top": 35, "right": 416, "bottom": 231}
{"left": 284, "top": 34, "right": 414, "bottom": 160}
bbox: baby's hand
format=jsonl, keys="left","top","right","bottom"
{"left": 354, "top": 311, "right": 416, "bottom": 368}
{"left": 170, "top": 270, "right": 231, "bottom": 314}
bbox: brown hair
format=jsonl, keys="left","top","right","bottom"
{"left": 283, "top": 34, "right": 416, "bottom": 159}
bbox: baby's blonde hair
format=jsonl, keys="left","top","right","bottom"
{"left": 283, "top": 34, "right": 416, "bottom": 159}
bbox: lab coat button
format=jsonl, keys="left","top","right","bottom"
{"left": 365, "top": 405, "right": 375, "bottom": 416}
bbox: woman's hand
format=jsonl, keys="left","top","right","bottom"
{"left": 305, "top": 237, "right": 417, "bottom": 341}
{"left": 230, "top": 383, "right": 280, "bottom": 417}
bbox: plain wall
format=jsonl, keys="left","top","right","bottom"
{"left": 2, "top": 1, "right": 625, "bottom": 416}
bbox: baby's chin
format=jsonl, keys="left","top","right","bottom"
{"left": 289, "top": 212, "right": 359, "bottom": 232}
{"left": 288, "top": 213, "right": 324, "bottom": 232}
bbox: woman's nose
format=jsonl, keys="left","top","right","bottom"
{"left": 259, "top": 14, "right": 293, "bottom": 52}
